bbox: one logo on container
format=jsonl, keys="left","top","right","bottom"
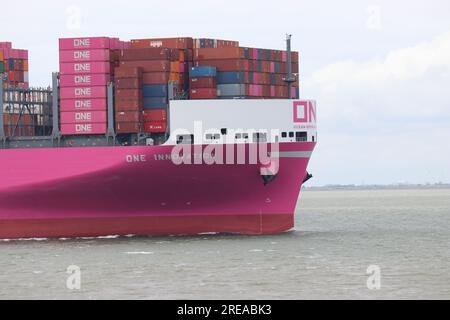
{"left": 75, "top": 75, "right": 92, "bottom": 85}
{"left": 76, "top": 124, "right": 93, "bottom": 132}
{"left": 74, "top": 88, "right": 92, "bottom": 97}
{"left": 75, "top": 100, "right": 92, "bottom": 109}
{"left": 73, "top": 39, "right": 90, "bottom": 48}
{"left": 74, "top": 63, "right": 91, "bottom": 72}
{"left": 73, "top": 50, "right": 91, "bottom": 60}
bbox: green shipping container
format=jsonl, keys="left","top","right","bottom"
{"left": 0, "top": 61, "right": 4, "bottom": 73}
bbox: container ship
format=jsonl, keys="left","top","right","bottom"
{"left": 0, "top": 36, "right": 317, "bottom": 240}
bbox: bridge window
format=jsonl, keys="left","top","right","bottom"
{"left": 253, "top": 132, "right": 267, "bottom": 143}
{"left": 221, "top": 128, "right": 228, "bottom": 135}
{"left": 177, "top": 134, "right": 194, "bottom": 145}
{"left": 289, "top": 132, "right": 294, "bottom": 138}
{"left": 282, "top": 132, "right": 287, "bottom": 138}
{"left": 206, "top": 134, "right": 213, "bottom": 140}
{"left": 296, "top": 132, "right": 308, "bottom": 142}
{"left": 236, "top": 133, "right": 242, "bottom": 139}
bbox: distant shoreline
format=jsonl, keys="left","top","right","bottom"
{"left": 303, "top": 184, "right": 450, "bottom": 191}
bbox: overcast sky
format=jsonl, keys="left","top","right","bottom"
{"left": 1, "top": 0, "right": 449, "bottom": 186}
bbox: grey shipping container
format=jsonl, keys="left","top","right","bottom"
{"left": 217, "top": 84, "right": 247, "bottom": 97}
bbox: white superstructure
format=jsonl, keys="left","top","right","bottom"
{"left": 167, "top": 99, "right": 317, "bottom": 145}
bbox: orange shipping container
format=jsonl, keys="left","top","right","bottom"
{"left": 194, "top": 47, "right": 245, "bottom": 60}
{"left": 115, "top": 99, "right": 143, "bottom": 112}
{"left": 115, "top": 78, "right": 141, "bottom": 89}
{"left": 116, "top": 122, "right": 142, "bottom": 134}
{"left": 120, "top": 60, "right": 170, "bottom": 73}
{"left": 169, "top": 73, "right": 181, "bottom": 83}
{"left": 115, "top": 111, "right": 142, "bottom": 123}
{"left": 178, "top": 50, "right": 186, "bottom": 61}
{"left": 115, "top": 66, "right": 143, "bottom": 79}
{"left": 170, "top": 61, "right": 184, "bottom": 73}
{"left": 142, "top": 72, "right": 170, "bottom": 84}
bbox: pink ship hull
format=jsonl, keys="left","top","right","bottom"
{"left": 0, "top": 142, "right": 315, "bottom": 239}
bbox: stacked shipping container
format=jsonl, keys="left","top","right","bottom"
{"left": 2, "top": 114, "right": 36, "bottom": 137}
{"left": 194, "top": 47, "right": 299, "bottom": 99}
{"left": 193, "top": 38, "right": 239, "bottom": 49}
{"left": 59, "top": 37, "right": 128, "bottom": 135}
{"left": 115, "top": 67, "right": 143, "bottom": 134}
{"left": 189, "top": 66, "right": 217, "bottom": 99}
{"left": 58, "top": 36, "right": 300, "bottom": 136}
{"left": 120, "top": 40, "right": 194, "bottom": 134}
{"left": 0, "top": 42, "right": 29, "bottom": 89}
{"left": 1, "top": 41, "right": 34, "bottom": 137}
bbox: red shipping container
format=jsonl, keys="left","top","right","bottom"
{"left": 144, "top": 121, "right": 167, "bottom": 133}
{"left": 61, "top": 123, "right": 107, "bottom": 135}
{"left": 131, "top": 38, "right": 193, "bottom": 50}
{"left": 12, "top": 71, "right": 24, "bottom": 82}
{"left": 3, "top": 114, "right": 37, "bottom": 125}
{"left": 261, "top": 61, "right": 270, "bottom": 73}
{"left": 110, "top": 49, "right": 120, "bottom": 62}
{"left": 115, "top": 78, "right": 141, "bottom": 89}
{"left": 115, "top": 111, "right": 142, "bottom": 123}
{"left": 114, "top": 66, "right": 143, "bottom": 79}
{"left": 293, "top": 62, "right": 299, "bottom": 74}
{"left": 60, "top": 98, "right": 107, "bottom": 112}
{"left": 115, "top": 99, "right": 143, "bottom": 111}
{"left": 116, "top": 122, "right": 141, "bottom": 134}
{"left": 143, "top": 109, "right": 167, "bottom": 122}
{"left": 194, "top": 47, "right": 245, "bottom": 60}
{"left": 186, "top": 49, "right": 194, "bottom": 61}
{"left": 60, "top": 111, "right": 107, "bottom": 124}
{"left": 142, "top": 72, "right": 170, "bottom": 84}
{"left": 3, "top": 125, "right": 34, "bottom": 137}
{"left": 119, "top": 60, "right": 170, "bottom": 72}
{"left": 115, "top": 89, "right": 142, "bottom": 100}
{"left": 190, "top": 88, "right": 217, "bottom": 99}
{"left": 7, "top": 71, "right": 15, "bottom": 81}
{"left": 117, "top": 48, "right": 180, "bottom": 61}
{"left": 190, "top": 77, "right": 216, "bottom": 89}
{"left": 251, "top": 72, "right": 270, "bottom": 85}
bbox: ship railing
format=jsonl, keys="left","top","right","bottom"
{"left": 1, "top": 84, "right": 53, "bottom": 138}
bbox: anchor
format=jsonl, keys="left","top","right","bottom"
{"left": 303, "top": 172, "right": 313, "bottom": 183}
